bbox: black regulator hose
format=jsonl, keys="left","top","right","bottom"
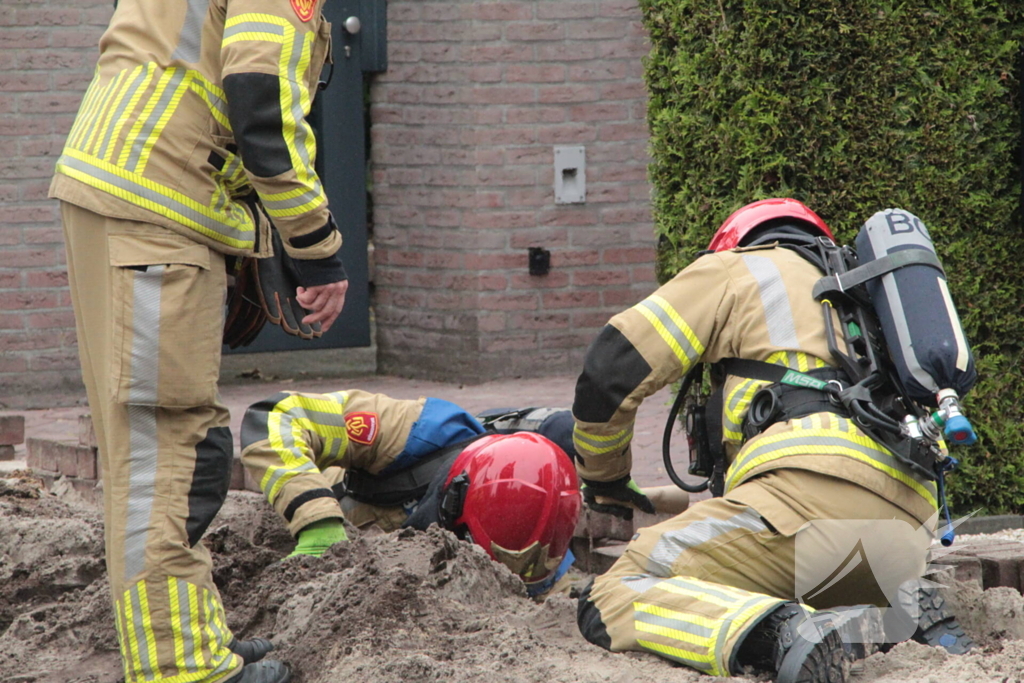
{"left": 662, "top": 369, "right": 710, "bottom": 493}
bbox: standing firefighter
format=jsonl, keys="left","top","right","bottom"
{"left": 572, "top": 199, "right": 977, "bottom": 683}
{"left": 240, "top": 391, "right": 583, "bottom": 596}
{"left": 48, "top": 0, "right": 347, "bottom": 680}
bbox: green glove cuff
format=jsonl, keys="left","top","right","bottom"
{"left": 288, "top": 518, "right": 348, "bottom": 559}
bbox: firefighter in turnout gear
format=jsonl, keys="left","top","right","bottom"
{"left": 49, "top": 0, "right": 348, "bottom": 681}
{"left": 240, "top": 391, "right": 583, "bottom": 597}
{"left": 573, "top": 199, "right": 976, "bottom": 683}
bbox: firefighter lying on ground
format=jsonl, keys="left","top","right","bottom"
{"left": 571, "top": 199, "right": 976, "bottom": 683}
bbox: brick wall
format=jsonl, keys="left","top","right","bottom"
{"left": 0, "top": 0, "right": 659, "bottom": 406}
{"left": 371, "top": 0, "right": 658, "bottom": 382}
{"left": 0, "top": 0, "right": 113, "bottom": 408}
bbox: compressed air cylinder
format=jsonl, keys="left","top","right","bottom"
{"left": 854, "top": 209, "right": 976, "bottom": 407}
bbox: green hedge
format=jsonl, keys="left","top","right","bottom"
{"left": 642, "top": 0, "right": 1024, "bottom": 513}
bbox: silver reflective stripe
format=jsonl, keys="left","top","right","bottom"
{"left": 204, "top": 591, "right": 228, "bottom": 647}
{"left": 175, "top": 580, "right": 199, "bottom": 672}
{"left": 636, "top": 609, "right": 714, "bottom": 639}
{"left": 636, "top": 297, "right": 701, "bottom": 365}
{"left": 742, "top": 254, "right": 799, "bottom": 348}
{"left": 129, "top": 586, "right": 156, "bottom": 679}
{"left": 124, "top": 267, "right": 163, "bottom": 582}
{"left": 647, "top": 511, "right": 766, "bottom": 576}
{"left": 171, "top": 0, "right": 208, "bottom": 63}
{"left": 57, "top": 153, "right": 253, "bottom": 244}
{"left": 127, "top": 69, "right": 188, "bottom": 172}
{"left": 621, "top": 575, "right": 664, "bottom": 594}
{"left": 97, "top": 67, "right": 148, "bottom": 160}
{"left": 224, "top": 21, "right": 286, "bottom": 39}
{"left": 262, "top": 182, "right": 326, "bottom": 213}
{"left": 666, "top": 576, "right": 753, "bottom": 603}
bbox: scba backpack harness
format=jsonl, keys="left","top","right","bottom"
{"left": 665, "top": 209, "right": 977, "bottom": 545}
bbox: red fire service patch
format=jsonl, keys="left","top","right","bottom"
{"left": 291, "top": 0, "right": 315, "bottom": 22}
{"left": 345, "top": 412, "right": 379, "bottom": 445}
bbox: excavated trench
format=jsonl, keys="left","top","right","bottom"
{"left": 3, "top": 473, "right": 1024, "bottom": 683}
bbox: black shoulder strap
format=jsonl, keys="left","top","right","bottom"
{"left": 342, "top": 432, "right": 491, "bottom": 508}
{"left": 813, "top": 249, "right": 944, "bottom": 301}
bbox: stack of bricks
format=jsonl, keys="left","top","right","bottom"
{"left": 371, "top": 0, "right": 658, "bottom": 383}
{"left": 26, "top": 413, "right": 99, "bottom": 501}
{"left": 0, "top": 414, "right": 24, "bottom": 460}
{"left": 0, "top": 0, "right": 115, "bottom": 408}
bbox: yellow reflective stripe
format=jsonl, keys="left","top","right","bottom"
{"left": 726, "top": 427, "right": 938, "bottom": 507}
{"left": 80, "top": 76, "right": 120, "bottom": 155}
{"left": 70, "top": 72, "right": 107, "bottom": 149}
{"left": 263, "top": 393, "right": 348, "bottom": 499}
{"left": 637, "top": 639, "right": 719, "bottom": 675}
{"left": 68, "top": 70, "right": 102, "bottom": 149}
{"left": 168, "top": 578, "right": 187, "bottom": 673}
{"left": 277, "top": 21, "right": 304, "bottom": 178}
{"left": 295, "top": 30, "right": 316, "bottom": 184}
{"left": 85, "top": 70, "right": 128, "bottom": 156}
{"left": 573, "top": 424, "right": 632, "bottom": 456}
{"left": 120, "top": 68, "right": 175, "bottom": 168}
{"left": 106, "top": 63, "right": 156, "bottom": 163}
{"left": 137, "top": 582, "right": 160, "bottom": 675}
{"left": 187, "top": 583, "right": 207, "bottom": 670}
{"left": 263, "top": 190, "right": 325, "bottom": 217}
{"left": 723, "top": 597, "right": 782, "bottom": 654}
{"left": 121, "top": 590, "right": 146, "bottom": 682}
{"left": 223, "top": 30, "right": 286, "bottom": 45}
{"left": 55, "top": 150, "right": 254, "bottom": 249}
{"left": 633, "top": 295, "right": 704, "bottom": 369}
{"left": 188, "top": 78, "right": 231, "bottom": 130}
{"left": 136, "top": 71, "right": 194, "bottom": 174}
{"left": 635, "top": 602, "right": 717, "bottom": 643}
{"left": 114, "top": 599, "right": 136, "bottom": 683}
{"left": 654, "top": 579, "right": 750, "bottom": 610}
{"left": 722, "top": 378, "right": 766, "bottom": 441}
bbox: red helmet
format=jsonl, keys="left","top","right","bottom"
{"left": 708, "top": 198, "right": 833, "bottom": 252}
{"left": 441, "top": 432, "right": 581, "bottom": 592}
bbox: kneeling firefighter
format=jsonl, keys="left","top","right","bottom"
{"left": 573, "top": 199, "right": 977, "bottom": 683}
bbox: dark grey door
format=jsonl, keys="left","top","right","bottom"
{"left": 225, "top": 0, "right": 386, "bottom": 353}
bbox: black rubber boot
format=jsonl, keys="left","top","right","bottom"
{"left": 910, "top": 583, "right": 974, "bottom": 655}
{"left": 228, "top": 636, "right": 275, "bottom": 665}
{"left": 225, "top": 660, "right": 291, "bottom": 683}
{"left": 736, "top": 603, "right": 848, "bottom": 683}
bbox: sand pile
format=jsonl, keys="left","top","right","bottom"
{"left": 3, "top": 473, "right": 1024, "bottom": 683}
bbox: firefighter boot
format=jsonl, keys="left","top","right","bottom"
{"left": 736, "top": 603, "right": 848, "bottom": 683}
{"left": 226, "top": 660, "right": 291, "bottom": 683}
{"left": 228, "top": 636, "right": 275, "bottom": 665}
{"left": 909, "top": 583, "right": 974, "bottom": 655}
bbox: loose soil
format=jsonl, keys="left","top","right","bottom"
{"left": 3, "top": 473, "right": 1023, "bottom": 683}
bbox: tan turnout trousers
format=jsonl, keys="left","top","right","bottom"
{"left": 582, "top": 469, "right": 932, "bottom": 676}
{"left": 62, "top": 202, "right": 242, "bottom": 683}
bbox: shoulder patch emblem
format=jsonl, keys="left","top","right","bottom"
{"left": 291, "top": 0, "right": 316, "bottom": 22}
{"left": 345, "top": 412, "right": 379, "bottom": 445}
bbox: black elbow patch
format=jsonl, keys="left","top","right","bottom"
{"left": 240, "top": 391, "right": 292, "bottom": 451}
{"left": 186, "top": 426, "right": 233, "bottom": 547}
{"left": 573, "top": 325, "right": 651, "bottom": 423}
{"left": 223, "top": 73, "right": 292, "bottom": 178}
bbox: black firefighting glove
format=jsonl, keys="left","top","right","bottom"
{"left": 580, "top": 475, "right": 655, "bottom": 521}
{"left": 223, "top": 229, "right": 325, "bottom": 347}
{"left": 257, "top": 228, "right": 323, "bottom": 339}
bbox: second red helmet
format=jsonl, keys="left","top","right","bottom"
{"left": 708, "top": 198, "right": 834, "bottom": 252}
{"left": 441, "top": 432, "right": 581, "bottom": 593}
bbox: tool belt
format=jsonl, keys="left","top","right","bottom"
{"left": 718, "top": 359, "right": 852, "bottom": 439}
